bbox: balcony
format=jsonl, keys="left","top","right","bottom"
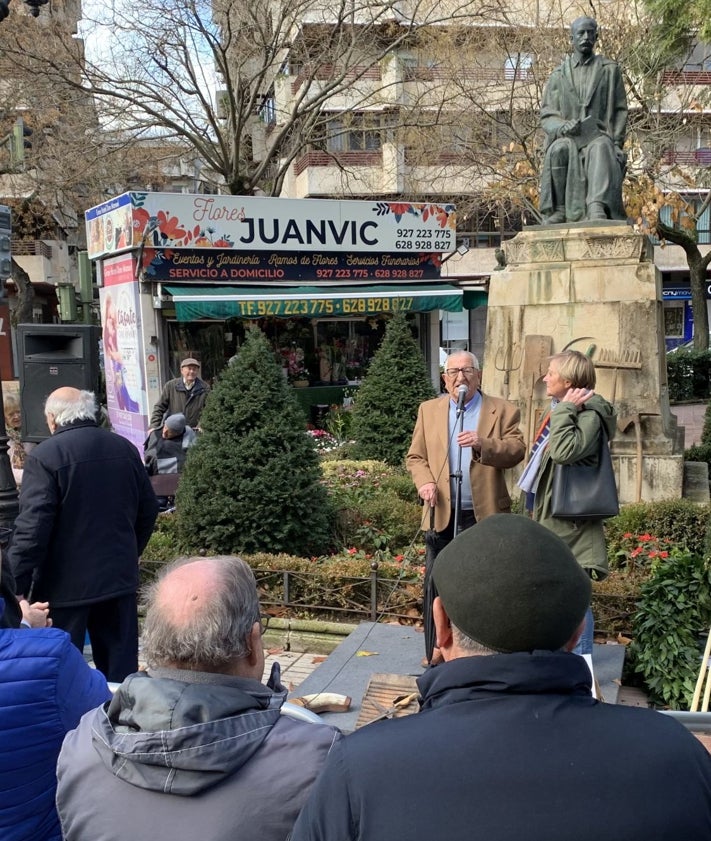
{"left": 13, "top": 239, "right": 53, "bottom": 260}
{"left": 291, "top": 65, "right": 382, "bottom": 96}
{"left": 403, "top": 66, "right": 533, "bottom": 83}
{"left": 294, "top": 150, "right": 382, "bottom": 176}
{"left": 662, "top": 71, "right": 711, "bottom": 85}
{"left": 662, "top": 148, "right": 711, "bottom": 166}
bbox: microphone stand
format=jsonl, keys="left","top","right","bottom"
{"left": 451, "top": 397, "right": 466, "bottom": 536}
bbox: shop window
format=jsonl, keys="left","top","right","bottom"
{"left": 166, "top": 321, "right": 228, "bottom": 383}
{"left": 663, "top": 303, "right": 685, "bottom": 338}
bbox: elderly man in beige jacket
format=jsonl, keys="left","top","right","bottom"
{"left": 407, "top": 350, "right": 525, "bottom": 664}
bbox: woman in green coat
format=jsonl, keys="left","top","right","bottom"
{"left": 518, "top": 350, "right": 616, "bottom": 654}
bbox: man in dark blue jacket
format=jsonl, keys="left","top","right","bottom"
{"left": 8, "top": 387, "right": 158, "bottom": 682}
{"left": 292, "top": 516, "right": 711, "bottom": 841}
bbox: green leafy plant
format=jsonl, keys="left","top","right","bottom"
{"left": 613, "top": 532, "right": 672, "bottom": 571}
{"left": 630, "top": 549, "right": 711, "bottom": 709}
{"left": 176, "top": 327, "right": 333, "bottom": 556}
{"left": 606, "top": 499, "right": 711, "bottom": 566}
{"left": 324, "top": 404, "right": 353, "bottom": 444}
{"left": 349, "top": 313, "right": 436, "bottom": 465}
{"left": 667, "top": 349, "right": 711, "bottom": 402}
{"left": 320, "top": 459, "right": 421, "bottom": 552}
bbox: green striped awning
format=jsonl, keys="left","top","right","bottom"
{"left": 164, "top": 284, "right": 464, "bottom": 320}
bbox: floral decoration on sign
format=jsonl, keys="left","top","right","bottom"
{"left": 132, "top": 196, "right": 236, "bottom": 249}
{"left": 374, "top": 200, "right": 456, "bottom": 231}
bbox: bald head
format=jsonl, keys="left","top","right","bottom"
{"left": 49, "top": 386, "right": 81, "bottom": 403}
{"left": 153, "top": 559, "right": 222, "bottom": 627}
{"left": 44, "top": 388, "right": 97, "bottom": 432}
{"left": 141, "top": 556, "right": 262, "bottom": 674}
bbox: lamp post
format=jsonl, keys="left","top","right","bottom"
{"left": 0, "top": 206, "right": 20, "bottom": 530}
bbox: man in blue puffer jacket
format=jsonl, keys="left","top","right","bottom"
{"left": 0, "top": 604, "right": 110, "bottom": 840}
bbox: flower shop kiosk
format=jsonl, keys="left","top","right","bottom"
{"left": 86, "top": 192, "right": 476, "bottom": 444}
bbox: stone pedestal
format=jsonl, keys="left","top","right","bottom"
{"left": 482, "top": 221, "right": 684, "bottom": 504}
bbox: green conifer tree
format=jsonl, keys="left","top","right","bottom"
{"left": 350, "top": 313, "right": 437, "bottom": 465}
{"left": 176, "top": 327, "right": 333, "bottom": 555}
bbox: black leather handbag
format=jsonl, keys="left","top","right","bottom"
{"left": 550, "top": 423, "right": 619, "bottom": 521}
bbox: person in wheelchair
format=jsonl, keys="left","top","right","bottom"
{"left": 144, "top": 413, "right": 196, "bottom": 509}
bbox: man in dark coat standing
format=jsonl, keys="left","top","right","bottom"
{"left": 292, "top": 516, "right": 711, "bottom": 841}
{"left": 8, "top": 387, "right": 159, "bottom": 682}
{"left": 149, "top": 357, "right": 209, "bottom": 431}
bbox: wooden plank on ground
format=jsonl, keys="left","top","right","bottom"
{"left": 355, "top": 673, "right": 419, "bottom": 729}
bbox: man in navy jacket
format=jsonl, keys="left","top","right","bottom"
{"left": 8, "top": 387, "right": 158, "bottom": 682}
{"left": 292, "top": 516, "right": 711, "bottom": 841}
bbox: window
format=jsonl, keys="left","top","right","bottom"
{"left": 259, "top": 96, "right": 276, "bottom": 125}
{"left": 504, "top": 53, "right": 533, "bottom": 81}
{"left": 325, "top": 114, "right": 382, "bottom": 153}
{"left": 658, "top": 199, "right": 711, "bottom": 244}
{"left": 664, "top": 303, "right": 685, "bottom": 338}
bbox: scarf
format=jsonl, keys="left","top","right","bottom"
{"left": 517, "top": 410, "right": 552, "bottom": 510}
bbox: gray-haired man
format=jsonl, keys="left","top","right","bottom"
{"left": 56, "top": 555, "right": 341, "bottom": 841}
{"left": 8, "top": 386, "right": 158, "bottom": 681}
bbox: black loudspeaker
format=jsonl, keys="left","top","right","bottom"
{"left": 18, "top": 324, "right": 101, "bottom": 442}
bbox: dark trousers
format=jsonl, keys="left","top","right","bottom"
{"left": 423, "top": 509, "right": 476, "bottom": 662}
{"left": 50, "top": 593, "right": 139, "bottom": 683}
{"left": 436, "top": 508, "right": 477, "bottom": 543}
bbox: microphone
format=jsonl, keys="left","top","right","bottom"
{"left": 456, "top": 384, "right": 467, "bottom": 411}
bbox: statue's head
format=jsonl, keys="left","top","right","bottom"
{"left": 570, "top": 16, "right": 598, "bottom": 56}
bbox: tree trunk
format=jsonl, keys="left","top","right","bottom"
{"left": 10, "top": 259, "right": 34, "bottom": 327}
{"left": 657, "top": 219, "right": 711, "bottom": 350}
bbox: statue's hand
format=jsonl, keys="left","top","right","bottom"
{"left": 559, "top": 119, "right": 580, "bottom": 138}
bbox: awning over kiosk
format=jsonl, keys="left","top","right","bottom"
{"left": 164, "top": 283, "right": 464, "bottom": 321}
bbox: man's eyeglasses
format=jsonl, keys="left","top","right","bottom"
{"left": 259, "top": 614, "right": 270, "bottom": 636}
{"left": 444, "top": 366, "right": 477, "bottom": 377}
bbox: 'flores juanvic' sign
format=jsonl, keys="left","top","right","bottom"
{"left": 85, "top": 192, "right": 456, "bottom": 260}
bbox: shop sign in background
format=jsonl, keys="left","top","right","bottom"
{"left": 85, "top": 192, "right": 456, "bottom": 259}
{"left": 164, "top": 283, "right": 463, "bottom": 320}
{"left": 99, "top": 254, "right": 150, "bottom": 452}
{"left": 143, "top": 249, "right": 442, "bottom": 282}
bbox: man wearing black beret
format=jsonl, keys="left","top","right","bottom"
{"left": 292, "top": 515, "right": 711, "bottom": 841}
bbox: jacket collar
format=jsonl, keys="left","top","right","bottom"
{"left": 54, "top": 418, "right": 98, "bottom": 435}
{"left": 417, "top": 650, "right": 593, "bottom": 711}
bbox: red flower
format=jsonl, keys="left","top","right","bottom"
{"left": 133, "top": 207, "right": 150, "bottom": 234}
{"left": 156, "top": 210, "right": 187, "bottom": 242}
